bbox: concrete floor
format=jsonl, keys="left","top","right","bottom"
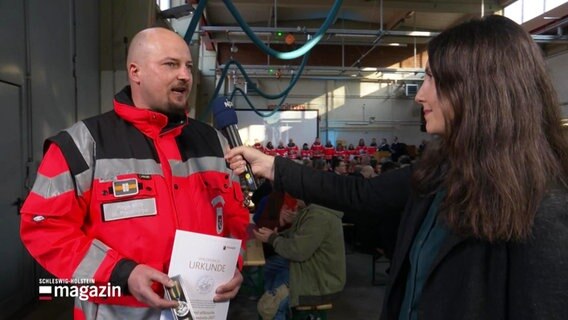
{"left": 15, "top": 251, "right": 388, "bottom": 320}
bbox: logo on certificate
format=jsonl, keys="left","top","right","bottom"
{"left": 196, "top": 275, "right": 214, "bottom": 294}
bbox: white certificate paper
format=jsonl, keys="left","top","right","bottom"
{"left": 162, "top": 230, "right": 241, "bottom": 320}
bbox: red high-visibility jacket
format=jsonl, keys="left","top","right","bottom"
{"left": 20, "top": 87, "right": 249, "bottom": 319}
{"left": 356, "top": 145, "right": 368, "bottom": 156}
{"left": 300, "top": 148, "right": 312, "bottom": 159}
{"left": 310, "top": 142, "right": 323, "bottom": 158}
{"left": 367, "top": 145, "right": 378, "bottom": 155}
{"left": 287, "top": 144, "right": 299, "bottom": 159}
{"left": 265, "top": 147, "right": 277, "bottom": 156}
{"left": 253, "top": 142, "right": 265, "bottom": 153}
{"left": 323, "top": 146, "right": 335, "bottom": 160}
{"left": 275, "top": 147, "right": 288, "bottom": 157}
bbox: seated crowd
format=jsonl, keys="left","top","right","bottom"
{"left": 246, "top": 137, "right": 423, "bottom": 319}
{"left": 251, "top": 136, "right": 423, "bottom": 176}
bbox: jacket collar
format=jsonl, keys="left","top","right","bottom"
{"left": 113, "top": 86, "right": 187, "bottom": 138}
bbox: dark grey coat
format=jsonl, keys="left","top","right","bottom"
{"left": 272, "top": 157, "right": 568, "bottom": 320}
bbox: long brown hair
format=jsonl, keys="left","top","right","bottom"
{"left": 412, "top": 15, "right": 568, "bottom": 241}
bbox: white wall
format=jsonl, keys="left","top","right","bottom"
{"left": 546, "top": 51, "right": 568, "bottom": 117}
{"left": 230, "top": 77, "right": 429, "bottom": 147}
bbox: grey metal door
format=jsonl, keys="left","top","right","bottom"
{"left": 0, "top": 81, "right": 34, "bottom": 319}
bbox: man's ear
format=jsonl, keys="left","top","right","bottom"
{"left": 128, "top": 63, "right": 141, "bottom": 84}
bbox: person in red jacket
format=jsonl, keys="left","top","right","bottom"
{"left": 300, "top": 143, "right": 312, "bottom": 160}
{"left": 347, "top": 143, "right": 359, "bottom": 160}
{"left": 323, "top": 140, "right": 335, "bottom": 162}
{"left": 286, "top": 138, "right": 299, "bottom": 160}
{"left": 20, "top": 27, "right": 248, "bottom": 320}
{"left": 310, "top": 137, "right": 324, "bottom": 159}
{"left": 334, "top": 142, "right": 347, "bottom": 160}
{"left": 356, "top": 138, "right": 367, "bottom": 157}
{"left": 253, "top": 139, "right": 265, "bottom": 153}
{"left": 275, "top": 141, "right": 288, "bottom": 157}
{"left": 265, "top": 141, "right": 277, "bottom": 156}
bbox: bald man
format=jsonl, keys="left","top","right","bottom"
{"left": 20, "top": 27, "right": 249, "bottom": 319}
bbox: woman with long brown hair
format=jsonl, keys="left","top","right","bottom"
{"left": 227, "top": 15, "right": 568, "bottom": 319}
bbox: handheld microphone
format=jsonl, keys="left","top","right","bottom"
{"left": 212, "top": 97, "right": 258, "bottom": 191}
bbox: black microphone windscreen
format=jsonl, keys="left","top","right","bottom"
{"left": 212, "top": 97, "right": 238, "bottom": 130}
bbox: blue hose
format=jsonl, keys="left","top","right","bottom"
{"left": 182, "top": 0, "right": 342, "bottom": 119}
{"left": 183, "top": 1, "right": 207, "bottom": 44}
{"left": 222, "top": 0, "right": 343, "bottom": 60}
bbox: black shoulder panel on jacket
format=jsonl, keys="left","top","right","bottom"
{"left": 176, "top": 118, "right": 224, "bottom": 162}
{"left": 46, "top": 131, "right": 89, "bottom": 177}
{"left": 82, "top": 111, "right": 159, "bottom": 162}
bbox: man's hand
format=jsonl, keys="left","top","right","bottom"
{"left": 214, "top": 269, "right": 243, "bottom": 302}
{"left": 253, "top": 227, "right": 277, "bottom": 243}
{"left": 127, "top": 264, "right": 178, "bottom": 309}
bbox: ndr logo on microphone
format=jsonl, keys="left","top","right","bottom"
{"left": 223, "top": 99, "right": 233, "bottom": 108}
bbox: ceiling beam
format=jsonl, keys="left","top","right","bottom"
{"left": 202, "top": 25, "right": 568, "bottom": 44}
{"left": 208, "top": 0, "right": 504, "bottom": 14}
{"left": 532, "top": 34, "right": 568, "bottom": 44}
{"left": 200, "top": 26, "right": 439, "bottom": 37}
{"left": 385, "top": 11, "right": 415, "bottom": 30}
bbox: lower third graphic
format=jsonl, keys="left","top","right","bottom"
{"left": 38, "top": 282, "right": 121, "bottom": 301}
